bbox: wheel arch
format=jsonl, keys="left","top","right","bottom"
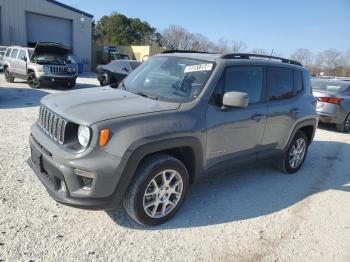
{"left": 110, "top": 137, "right": 204, "bottom": 208}
{"left": 285, "top": 118, "right": 317, "bottom": 151}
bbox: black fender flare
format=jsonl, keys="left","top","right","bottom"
{"left": 284, "top": 118, "right": 318, "bottom": 152}
{"left": 110, "top": 136, "right": 204, "bottom": 208}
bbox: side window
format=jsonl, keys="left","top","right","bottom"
{"left": 225, "top": 66, "right": 263, "bottom": 104}
{"left": 5, "top": 48, "right": 12, "bottom": 57}
{"left": 210, "top": 66, "right": 264, "bottom": 106}
{"left": 10, "top": 49, "right": 19, "bottom": 59}
{"left": 18, "top": 50, "right": 27, "bottom": 61}
{"left": 267, "top": 67, "right": 293, "bottom": 101}
{"left": 294, "top": 70, "right": 303, "bottom": 94}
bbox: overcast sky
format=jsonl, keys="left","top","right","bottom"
{"left": 59, "top": 0, "right": 350, "bottom": 56}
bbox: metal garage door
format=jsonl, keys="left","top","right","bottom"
{"left": 26, "top": 12, "right": 72, "bottom": 47}
{"left": 0, "top": 7, "right": 2, "bottom": 44}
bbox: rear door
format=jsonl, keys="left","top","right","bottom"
{"left": 261, "top": 67, "right": 301, "bottom": 151}
{"left": 9, "top": 48, "right": 19, "bottom": 75}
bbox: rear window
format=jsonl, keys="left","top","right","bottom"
{"left": 311, "top": 79, "right": 349, "bottom": 93}
{"left": 10, "top": 49, "right": 18, "bottom": 59}
{"left": 5, "top": 48, "right": 12, "bottom": 57}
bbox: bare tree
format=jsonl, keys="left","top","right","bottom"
{"left": 161, "top": 25, "right": 192, "bottom": 50}
{"left": 290, "top": 48, "right": 313, "bottom": 66}
{"left": 231, "top": 41, "right": 247, "bottom": 53}
{"left": 161, "top": 25, "right": 248, "bottom": 54}
{"left": 316, "top": 49, "right": 347, "bottom": 76}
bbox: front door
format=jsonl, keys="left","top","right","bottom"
{"left": 205, "top": 66, "right": 267, "bottom": 171}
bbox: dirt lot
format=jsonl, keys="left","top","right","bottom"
{"left": 0, "top": 74, "right": 349, "bottom": 262}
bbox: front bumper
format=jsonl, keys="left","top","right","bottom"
{"left": 38, "top": 74, "right": 77, "bottom": 87}
{"left": 29, "top": 125, "right": 123, "bottom": 210}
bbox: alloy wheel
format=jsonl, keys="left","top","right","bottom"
{"left": 143, "top": 169, "right": 183, "bottom": 218}
{"left": 288, "top": 138, "right": 306, "bottom": 169}
{"left": 345, "top": 114, "right": 350, "bottom": 131}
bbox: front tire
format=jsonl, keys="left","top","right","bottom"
{"left": 123, "top": 154, "right": 189, "bottom": 226}
{"left": 336, "top": 113, "right": 350, "bottom": 133}
{"left": 279, "top": 131, "right": 309, "bottom": 174}
{"left": 27, "top": 72, "right": 40, "bottom": 88}
{"left": 4, "top": 68, "right": 14, "bottom": 83}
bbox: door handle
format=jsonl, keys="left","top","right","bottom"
{"left": 290, "top": 108, "right": 300, "bottom": 116}
{"left": 251, "top": 113, "right": 266, "bottom": 121}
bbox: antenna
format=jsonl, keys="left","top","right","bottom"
{"left": 270, "top": 48, "right": 274, "bottom": 56}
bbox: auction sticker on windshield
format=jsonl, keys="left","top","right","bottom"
{"left": 184, "top": 63, "right": 213, "bottom": 73}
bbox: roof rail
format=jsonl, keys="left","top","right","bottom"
{"left": 162, "top": 50, "right": 217, "bottom": 54}
{"left": 221, "top": 53, "right": 303, "bottom": 66}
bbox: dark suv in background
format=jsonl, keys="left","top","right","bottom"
{"left": 29, "top": 52, "right": 317, "bottom": 225}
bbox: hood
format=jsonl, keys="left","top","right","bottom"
{"left": 41, "top": 87, "right": 181, "bottom": 125}
{"left": 31, "top": 42, "right": 71, "bottom": 61}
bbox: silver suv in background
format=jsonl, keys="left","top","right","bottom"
{"left": 29, "top": 52, "right": 318, "bottom": 225}
{"left": 312, "top": 78, "right": 350, "bottom": 132}
{"left": 3, "top": 42, "right": 77, "bottom": 88}
{"left": 0, "top": 46, "right": 7, "bottom": 71}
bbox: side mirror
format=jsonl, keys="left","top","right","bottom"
{"left": 222, "top": 91, "right": 249, "bottom": 108}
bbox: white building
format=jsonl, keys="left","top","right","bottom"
{"left": 0, "top": 0, "right": 93, "bottom": 71}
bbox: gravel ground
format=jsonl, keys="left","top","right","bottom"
{"left": 0, "top": 74, "right": 350, "bottom": 262}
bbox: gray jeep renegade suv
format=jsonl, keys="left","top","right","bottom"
{"left": 29, "top": 52, "right": 318, "bottom": 225}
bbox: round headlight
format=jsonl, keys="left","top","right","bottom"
{"left": 78, "top": 125, "right": 91, "bottom": 147}
{"left": 43, "top": 65, "right": 50, "bottom": 74}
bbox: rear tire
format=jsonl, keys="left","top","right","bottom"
{"left": 67, "top": 81, "right": 76, "bottom": 88}
{"left": 123, "top": 154, "right": 189, "bottom": 226}
{"left": 27, "top": 72, "right": 40, "bottom": 88}
{"left": 336, "top": 113, "right": 350, "bottom": 133}
{"left": 279, "top": 131, "right": 309, "bottom": 174}
{"left": 4, "top": 68, "right": 14, "bottom": 83}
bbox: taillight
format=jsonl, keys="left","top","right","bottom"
{"left": 316, "top": 97, "right": 343, "bottom": 104}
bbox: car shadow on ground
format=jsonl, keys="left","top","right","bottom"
{"left": 317, "top": 122, "right": 349, "bottom": 134}
{"left": 0, "top": 87, "right": 50, "bottom": 109}
{"left": 107, "top": 140, "right": 350, "bottom": 230}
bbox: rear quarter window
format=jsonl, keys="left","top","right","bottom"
{"left": 267, "top": 67, "right": 294, "bottom": 101}
{"left": 294, "top": 70, "right": 303, "bottom": 94}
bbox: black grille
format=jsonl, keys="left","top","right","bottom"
{"left": 38, "top": 106, "right": 67, "bottom": 144}
{"left": 49, "top": 66, "right": 68, "bottom": 73}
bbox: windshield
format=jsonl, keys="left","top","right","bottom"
{"left": 122, "top": 56, "right": 215, "bottom": 102}
{"left": 311, "top": 79, "right": 349, "bottom": 93}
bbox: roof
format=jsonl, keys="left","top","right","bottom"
{"left": 158, "top": 52, "right": 304, "bottom": 68}
{"left": 45, "top": 0, "right": 93, "bottom": 18}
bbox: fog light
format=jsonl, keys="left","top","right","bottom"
{"left": 74, "top": 169, "right": 95, "bottom": 178}
{"left": 81, "top": 177, "right": 93, "bottom": 190}
{"left": 74, "top": 169, "right": 94, "bottom": 190}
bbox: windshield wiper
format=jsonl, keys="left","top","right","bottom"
{"left": 118, "top": 81, "right": 126, "bottom": 90}
{"left": 131, "top": 91, "right": 158, "bottom": 100}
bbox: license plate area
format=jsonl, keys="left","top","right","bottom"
{"left": 31, "top": 146, "right": 59, "bottom": 190}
